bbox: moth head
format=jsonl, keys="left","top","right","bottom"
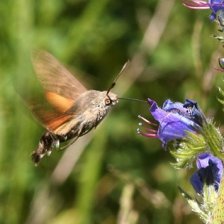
{"left": 104, "top": 91, "right": 118, "bottom": 106}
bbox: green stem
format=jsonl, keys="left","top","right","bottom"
{"left": 211, "top": 177, "right": 224, "bottom": 224}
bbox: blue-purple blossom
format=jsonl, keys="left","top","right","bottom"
{"left": 182, "top": 0, "right": 224, "bottom": 21}
{"left": 190, "top": 153, "right": 223, "bottom": 193}
{"left": 138, "top": 99, "right": 204, "bottom": 146}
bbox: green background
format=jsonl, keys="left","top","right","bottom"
{"left": 0, "top": 0, "right": 223, "bottom": 223}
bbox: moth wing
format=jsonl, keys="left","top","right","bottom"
{"left": 30, "top": 104, "right": 81, "bottom": 136}
{"left": 44, "top": 91, "right": 74, "bottom": 113}
{"left": 29, "top": 51, "right": 88, "bottom": 133}
{"left": 28, "top": 103, "right": 73, "bottom": 132}
{"left": 32, "top": 50, "right": 87, "bottom": 109}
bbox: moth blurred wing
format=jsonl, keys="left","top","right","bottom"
{"left": 45, "top": 114, "right": 73, "bottom": 131}
{"left": 30, "top": 51, "right": 87, "bottom": 132}
{"left": 45, "top": 91, "right": 74, "bottom": 113}
{"left": 29, "top": 104, "right": 73, "bottom": 132}
{"left": 32, "top": 51, "right": 87, "bottom": 101}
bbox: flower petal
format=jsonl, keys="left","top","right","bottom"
{"left": 161, "top": 116, "right": 198, "bottom": 144}
{"left": 182, "top": 0, "right": 210, "bottom": 9}
{"left": 190, "top": 153, "right": 223, "bottom": 194}
{"left": 190, "top": 172, "right": 204, "bottom": 193}
{"left": 147, "top": 98, "right": 203, "bottom": 145}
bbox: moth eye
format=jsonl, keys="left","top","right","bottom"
{"left": 105, "top": 97, "right": 112, "bottom": 105}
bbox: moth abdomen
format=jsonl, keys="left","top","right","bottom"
{"left": 31, "top": 132, "right": 58, "bottom": 164}
{"left": 32, "top": 128, "right": 80, "bottom": 164}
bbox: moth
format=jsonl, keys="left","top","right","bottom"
{"left": 29, "top": 51, "right": 120, "bottom": 164}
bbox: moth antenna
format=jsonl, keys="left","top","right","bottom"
{"left": 118, "top": 97, "right": 147, "bottom": 103}
{"left": 106, "top": 60, "right": 130, "bottom": 96}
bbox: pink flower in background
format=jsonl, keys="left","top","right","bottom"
{"left": 182, "top": 0, "right": 224, "bottom": 20}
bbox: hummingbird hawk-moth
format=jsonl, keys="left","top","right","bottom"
{"left": 29, "top": 51, "right": 120, "bottom": 164}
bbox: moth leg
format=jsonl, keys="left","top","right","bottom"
{"left": 58, "top": 122, "right": 88, "bottom": 151}
{"left": 61, "top": 124, "right": 87, "bottom": 148}
{"left": 59, "top": 136, "right": 79, "bottom": 150}
{"left": 58, "top": 129, "right": 79, "bottom": 150}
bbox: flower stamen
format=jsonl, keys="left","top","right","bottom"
{"left": 138, "top": 115, "right": 157, "bottom": 126}
{"left": 137, "top": 128, "right": 157, "bottom": 138}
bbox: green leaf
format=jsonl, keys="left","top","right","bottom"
{"left": 213, "top": 34, "right": 224, "bottom": 42}
{"left": 178, "top": 187, "right": 208, "bottom": 222}
{"left": 170, "top": 120, "right": 224, "bottom": 168}
{"left": 170, "top": 132, "right": 206, "bottom": 169}
{"left": 202, "top": 121, "right": 224, "bottom": 160}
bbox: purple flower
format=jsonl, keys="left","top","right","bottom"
{"left": 182, "top": 0, "right": 224, "bottom": 21}
{"left": 190, "top": 153, "right": 223, "bottom": 193}
{"left": 137, "top": 99, "right": 204, "bottom": 146}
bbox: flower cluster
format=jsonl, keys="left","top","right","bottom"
{"left": 138, "top": 98, "right": 224, "bottom": 222}
{"left": 191, "top": 152, "right": 223, "bottom": 194}
{"left": 136, "top": 1, "right": 224, "bottom": 222}
{"left": 138, "top": 98, "right": 204, "bottom": 146}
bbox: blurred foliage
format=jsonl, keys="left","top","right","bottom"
{"left": 1, "top": 0, "right": 224, "bottom": 223}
